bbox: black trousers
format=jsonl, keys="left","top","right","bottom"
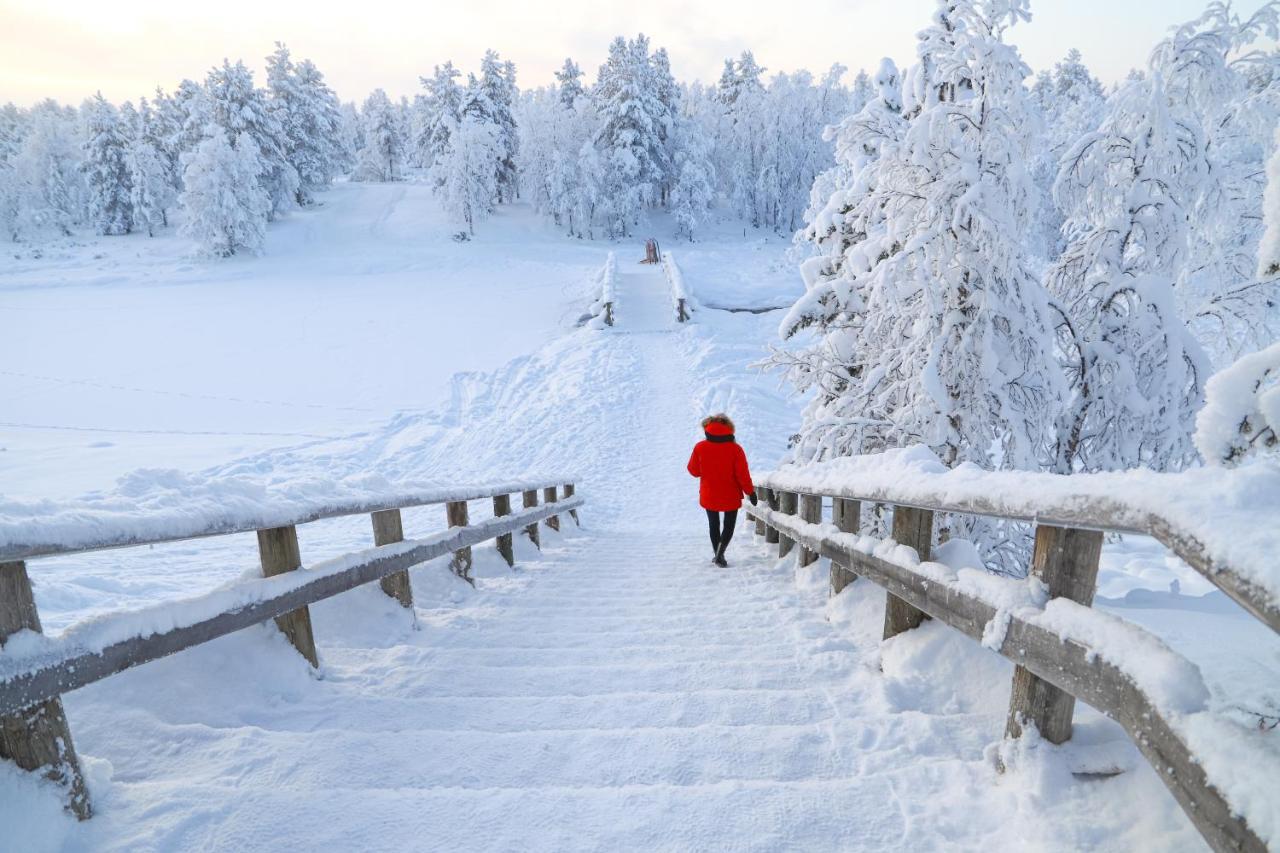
{"left": 706, "top": 509, "right": 738, "bottom": 554}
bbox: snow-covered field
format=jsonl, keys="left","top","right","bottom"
{"left": 2, "top": 183, "right": 1277, "bottom": 851}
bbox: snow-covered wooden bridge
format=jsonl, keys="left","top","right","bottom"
{"left": 1, "top": 256, "right": 1277, "bottom": 851}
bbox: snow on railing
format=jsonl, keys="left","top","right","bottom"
{"left": 747, "top": 447, "right": 1279, "bottom": 853}
{"left": 0, "top": 477, "right": 582, "bottom": 821}
{"left": 660, "top": 251, "right": 694, "bottom": 322}
{"left": 588, "top": 251, "right": 618, "bottom": 327}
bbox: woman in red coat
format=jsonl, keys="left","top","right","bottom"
{"left": 687, "top": 414, "right": 757, "bottom": 567}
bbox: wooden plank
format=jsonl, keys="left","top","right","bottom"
{"left": 0, "top": 499, "right": 582, "bottom": 718}
{"left": 750, "top": 505, "right": 1266, "bottom": 853}
{"left": 543, "top": 486, "right": 560, "bottom": 532}
{"left": 446, "top": 501, "right": 472, "bottom": 584}
{"left": 0, "top": 561, "right": 90, "bottom": 819}
{"left": 257, "top": 526, "right": 319, "bottom": 667}
{"left": 492, "top": 495, "right": 515, "bottom": 567}
{"left": 754, "top": 487, "right": 767, "bottom": 537}
{"left": 883, "top": 506, "right": 932, "bottom": 640}
{"left": 522, "top": 490, "right": 540, "bottom": 548}
{"left": 1006, "top": 524, "right": 1103, "bottom": 744}
{"left": 371, "top": 509, "right": 413, "bottom": 608}
{"left": 830, "top": 498, "right": 860, "bottom": 595}
{"left": 563, "top": 484, "right": 579, "bottom": 526}
{"left": 799, "top": 494, "right": 822, "bottom": 567}
{"left": 777, "top": 491, "right": 798, "bottom": 558}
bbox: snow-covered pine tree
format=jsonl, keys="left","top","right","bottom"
{"left": 267, "top": 44, "right": 344, "bottom": 203}
{"left": 1048, "top": 75, "right": 1209, "bottom": 473}
{"left": 590, "top": 35, "right": 668, "bottom": 237}
{"left": 338, "top": 102, "right": 361, "bottom": 172}
{"left": 555, "top": 58, "right": 585, "bottom": 108}
{"left": 173, "top": 79, "right": 210, "bottom": 175}
{"left": 81, "top": 93, "right": 133, "bottom": 235}
{"left": 416, "top": 63, "right": 464, "bottom": 178}
{"left": 204, "top": 60, "right": 299, "bottom": 220}
{"left": 352, "top": 89, "right": 405, "bottom": 182}
{"left": 434, "top": 80, "right": 501, "bottom": 236}
{"left": 479, "top": 51, "right": 520, "bottom": 203}
{"left": 773, "top": 57, "right": 905, "bottom": 462}
{"left": 180, "top": 126, "right": 270, "bottom": 256}
{"left": 149, "top": 87, "right": 186, "bottom": 193}
{"left": 129, "top": 97, "right": 177, "bottom": 235}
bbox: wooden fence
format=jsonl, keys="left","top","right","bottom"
{"left": 0, "top": 480, "right": 582, "bottom": 820}
{"left": 661, "top": 252, "right": 693, "bottom": 323}
{"left": 746, "top": 475, "right": 1273, "bottom": 853}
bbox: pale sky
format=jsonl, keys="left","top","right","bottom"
{"left": 0, "top": 0, "right": 1240, "bottom": 107}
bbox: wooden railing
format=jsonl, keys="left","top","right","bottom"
{"left": 591, "top": 251, "right": 617, "bottom": 327}
{"left": 746, "top": 472, "right": 1274, "bottom": 853}
{"left": 0, "top": 479, "right": 582, "bottom": 820}
{"left": 661, "top": 251, "right": 693, "bottom": 323}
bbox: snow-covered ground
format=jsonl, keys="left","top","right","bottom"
{"left": 2, "top": 184, "right": 1276, "bottom": 851}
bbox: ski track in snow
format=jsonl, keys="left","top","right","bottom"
{"left": 4, "top": 257, "right": 1215, "bottom": 852}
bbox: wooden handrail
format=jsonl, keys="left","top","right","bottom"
{"left": 0, "top": 497, "right": 580, "bottom": 716}
{"left": 0, "top": 479, "right": 580, "bottom": 563}
{"left": 0, "top": 479, "right": 581, "bottom": 821}
{"left": 752, "top": 471, "right": 1279, "bottom": 635}
{"left": 747, "top": 495, "right": 1269, "bottom": 853}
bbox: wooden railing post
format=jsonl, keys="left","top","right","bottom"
{"left": 445, "top": 501, "right": 472, "bottom": 583}
{"left": 563, "top": 483, "right": 579, "bottom": 526}
{"left": 754, "top": 487, "right": 767, "bottom": 536}
{"left": 256, "top": 525, "right": 319, "bottom": 666}
{"left": 831, "top": 498, "right": 861, "bottom": 595}
{"left": 493, "top": 495, "right": 515, "bottom": 567}
{"left": 0, "top": 560, "right": 91, "bottom": 820}
{"left": 799, "top": 494, "right": 822, "bottom": 566}
{"left": 882, "top": 506, "right": 933, "bottom": 640}
{"left": 522, "top": 490, "right": 540, "bottom": 548}
{"left": 777, "top": 491, "right": 798, "bottom": 558}
{"left": 1005, "top": 524, "right": 1104, "bottom": 744}
{"left": 543, "top": 486, "right": 560, "bottom": 532}
{"left": 764, "top": 488, "right": 780, "bottom": 545}
{"left": 371, "top": 509, "right": 413, "bottom": 609}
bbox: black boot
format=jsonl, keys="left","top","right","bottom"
{"left": 713, "top": 544, "right": 728, "bottom": 568}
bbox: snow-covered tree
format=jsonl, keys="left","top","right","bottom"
{"left": 480, "top": 51, "right": 520, "bottom": 202}
{"left": 267, "top": 43, "right": 344, "bottom": 203}
{"left": 352, "top": 89, "right": 405, "bottom": 182}
{"left": 589, "top": 35, "right": 669, "bottom": 237}
{"left": 555, "top": 58, "right": 585, "bottom": 108}
{"left": 1194, "top": 341, "right": 1280, "bottom": 466}
{"left": 80, "top": 93, "right": 133, "bottom": 235}
{"left": 671, "top": 116, "right": 716, "bottom": 240}
{"left": 435, "top": 107, "right": 500, "bottom": 236}
{"left": 1262, "top": 126, "right": 1280, "bottom": 277}
{"left": 773, "top": 57, "right": 905, "bottom": 461}
{"left": 415, "top": 63, "right": 464, "bottom": 176}
{"left": 1048, "top": 75, "right": 1209, "bottom": 473}
{"left": 7, "top": 101, "right": 84, "bottom": 239}
{"left": 204, "top": 60, "right": 298, "bottom": 220}
{"left": 129, "top": 97, "right": 177, "bottom": 235}
{"left": 180, "top": 126, "right": 269, "bottom": 256}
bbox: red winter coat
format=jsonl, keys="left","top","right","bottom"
{"left": 687, "top": 423, "right": 755, "bottom": 511}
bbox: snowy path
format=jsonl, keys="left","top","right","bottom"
{"left": 22, "top": 256, "right": 1207, "bottom": 851}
